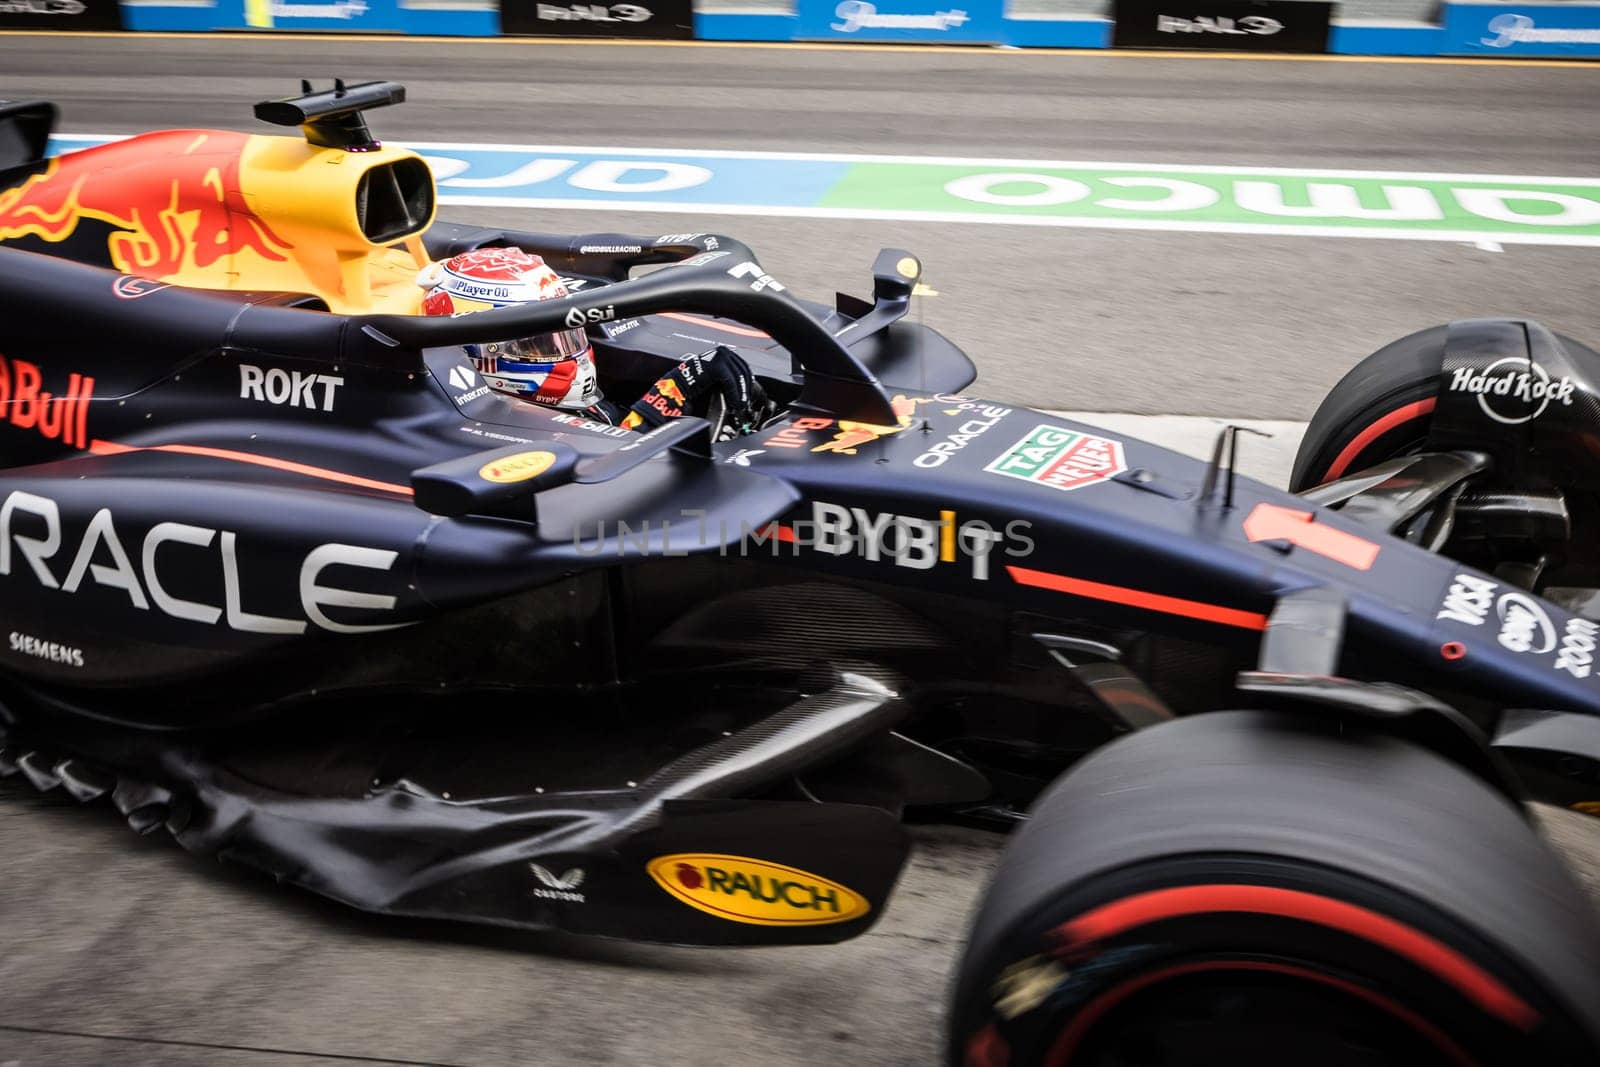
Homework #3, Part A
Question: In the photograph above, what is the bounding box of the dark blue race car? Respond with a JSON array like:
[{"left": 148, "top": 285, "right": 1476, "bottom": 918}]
[{"left": 1, "top": 82, "right": 1598, "bottom": 1067}]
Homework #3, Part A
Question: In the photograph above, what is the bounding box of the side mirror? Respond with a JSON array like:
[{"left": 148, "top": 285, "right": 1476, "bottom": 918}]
[
  {"left": 411, "top": 443, "right": 579, "bottom": 519},
  {"left": 0, "top": 100, "right": 57, "bottom": 170},
  {"left": 409, "top": 417, "right": 712, "bottom": 520},
  {"left": 871, "top": 248, "right": 920, "bottom": 304}
]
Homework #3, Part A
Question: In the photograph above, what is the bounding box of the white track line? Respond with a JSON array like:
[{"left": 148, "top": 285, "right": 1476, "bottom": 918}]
[
  {"left": 431, "top": 197, "right": 1600, "bottom": 247},
  {"left": 51, "top": 134, "right": 1600, "bottom": 186},
  {"left": 47, "top": 135, "right": 1600, "bottom": 247}
]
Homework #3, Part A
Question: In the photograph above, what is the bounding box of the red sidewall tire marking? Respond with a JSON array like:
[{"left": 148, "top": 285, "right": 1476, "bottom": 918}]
[
  {"left": 1052, "top": 883, "right": 1538, "bottom": 1029},
  {"left": 1322, "top": 397, "right": 1438, "bottom": 482}
]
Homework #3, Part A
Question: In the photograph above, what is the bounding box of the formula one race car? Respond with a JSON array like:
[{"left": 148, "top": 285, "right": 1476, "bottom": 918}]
[{"left": 1, "top": 84, "right": 1599, "bottom": 1066}]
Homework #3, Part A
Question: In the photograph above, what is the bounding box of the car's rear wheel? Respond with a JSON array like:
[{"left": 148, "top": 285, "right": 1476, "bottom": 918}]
[{"left": 948, "top": 710, "right": 1600, "bottom": 1066}]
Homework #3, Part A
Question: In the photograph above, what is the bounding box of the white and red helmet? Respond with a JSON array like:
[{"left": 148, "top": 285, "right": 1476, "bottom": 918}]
[{"left": 418, "top": 248, "right": 601, "bottom": 410}]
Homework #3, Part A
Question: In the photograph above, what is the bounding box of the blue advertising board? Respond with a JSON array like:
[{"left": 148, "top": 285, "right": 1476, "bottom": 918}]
[
  {"left": 1440, "top": 2, "right": 1600, "bottom": 56},
  {"left": 120, "top": 0, "right": 495, "bottom": 34},
  {"left": 794, "top": 0, "right": 1004, "bottom": 43}
]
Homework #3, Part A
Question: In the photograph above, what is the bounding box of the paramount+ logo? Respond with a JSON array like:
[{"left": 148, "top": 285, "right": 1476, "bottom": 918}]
[{"left": 646, "top": 853, "right": 869, "bottom": 927}]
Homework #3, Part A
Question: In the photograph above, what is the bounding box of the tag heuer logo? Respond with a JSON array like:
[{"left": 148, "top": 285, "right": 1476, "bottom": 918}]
[{"left": 985, "top": 424, "right": 1126, "bottom": 494}]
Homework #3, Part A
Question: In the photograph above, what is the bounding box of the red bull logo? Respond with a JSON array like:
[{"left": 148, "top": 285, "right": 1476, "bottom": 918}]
[
  {"left": 764, "top": 395, "right": 933, "bottom": 455},
  {"left": 0, "top": 130, "right": 293, "bottom": 281},
  {"left": 656, "top": 379, "right": 687, "bottom": 406},
  {"left": 0, "top": 354, "right": 93, "bottom": 449}
]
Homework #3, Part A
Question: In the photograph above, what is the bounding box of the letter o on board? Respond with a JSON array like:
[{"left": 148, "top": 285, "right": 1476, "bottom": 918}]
[{"left": 944, "top": 173, "right": 1092, "bottom": 207}]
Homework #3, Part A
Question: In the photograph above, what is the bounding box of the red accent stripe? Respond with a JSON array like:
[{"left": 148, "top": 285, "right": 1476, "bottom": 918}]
[
  {"left": 88, "top": 440, "right": 413, "bottom": 497},
  {"left": 1044, "top": 960, "right": 1479, "bottom": 1067},
  {"left": 659, "top": 312, "right": 771, "bottom": 339},
  {"left": 1007, "top": 566, "right": 1268, "bottom": 631},
  {"left": 761, "top": 523, "right": 797, "bottom": 544},
  {"left": 1055, "top": 884, "right": 1538, "bottom": 1031},
  {"left": 1323, "top": 397, "right": 1437, "bottom": 482}
]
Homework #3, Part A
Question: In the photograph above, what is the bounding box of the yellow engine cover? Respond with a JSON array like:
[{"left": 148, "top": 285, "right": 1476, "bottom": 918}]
[{"left": 0, "top": 128, "right": 437, "bottom": 314}]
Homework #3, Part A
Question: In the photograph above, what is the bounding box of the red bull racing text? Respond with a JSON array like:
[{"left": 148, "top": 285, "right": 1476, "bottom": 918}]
[{"left": 0, "top": 354, "right": 92, "bottom": 449}]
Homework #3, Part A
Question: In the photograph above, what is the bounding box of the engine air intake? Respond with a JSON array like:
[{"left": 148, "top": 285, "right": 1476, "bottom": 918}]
[{"left": 357, "top": 158, "right": 434, "bottom": 244}]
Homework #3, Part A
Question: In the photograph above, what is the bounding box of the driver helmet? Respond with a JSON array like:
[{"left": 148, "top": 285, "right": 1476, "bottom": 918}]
[{"left": 418, "top": 248, "right": 601, "bottom": 410}]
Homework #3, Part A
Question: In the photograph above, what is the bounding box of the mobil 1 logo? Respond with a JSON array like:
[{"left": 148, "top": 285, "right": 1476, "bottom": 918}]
[
  {"left": 1111, "top": 0, "right": 1332, "bottom": 52},
  {"left": 0, "top": 0, "right": 122, "bottom": 30},
  {"left": 500, "top": 0, "right": 693, "bottom": 37}
]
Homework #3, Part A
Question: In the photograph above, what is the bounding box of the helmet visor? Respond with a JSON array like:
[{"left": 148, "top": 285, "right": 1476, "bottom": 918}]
[{"left": 487, "top": 327, "right": 590, "bottom": 363}]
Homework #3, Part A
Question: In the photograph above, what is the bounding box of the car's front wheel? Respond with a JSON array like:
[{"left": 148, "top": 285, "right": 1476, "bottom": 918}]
[
  {"left": 1289, "top": 326, "right": 1447, "bottom": 491},
  {"left": 948, "top": 710, "right": 1600, "bottom": 1067}
]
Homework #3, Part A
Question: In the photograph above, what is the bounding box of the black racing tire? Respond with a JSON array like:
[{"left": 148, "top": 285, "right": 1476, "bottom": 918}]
[
  {"left": 1291, "top": 324, "right": 1600, "bottom": 492},
  {"left": 948, "top": 710, "right": 1600, "bottom": 1067},
  {"left": 1289, "top": 326, "right": 1446, "bottom": 492}
]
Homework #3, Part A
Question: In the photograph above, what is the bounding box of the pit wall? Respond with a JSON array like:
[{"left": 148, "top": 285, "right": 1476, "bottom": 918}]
[
  {"left": 702, "top": 1, "right": 1600, "bottom": 56},
  {"left": 9, "top": 0, "right": 1600, "bottom": 60}
]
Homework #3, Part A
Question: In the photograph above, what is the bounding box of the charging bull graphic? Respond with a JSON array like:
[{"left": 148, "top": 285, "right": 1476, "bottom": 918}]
[
  {"left": 656, "top": 379, "right": 687, "bottom": 406},
  {"left": 0, "top": 130, "right": 293, "bottom": 281},
  {"left": 812, "top": 394, "right": 932, "bottom": 455}
]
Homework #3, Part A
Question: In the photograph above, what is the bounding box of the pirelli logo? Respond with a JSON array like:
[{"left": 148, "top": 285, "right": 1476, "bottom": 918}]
[{"left": 0, "top": 355, "right": 94, "bottom": 449}]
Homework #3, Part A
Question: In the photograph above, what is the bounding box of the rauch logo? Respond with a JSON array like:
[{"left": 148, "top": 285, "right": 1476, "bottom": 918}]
[{"left": 646, "top": 853, "right": 869, "bottom": 926}]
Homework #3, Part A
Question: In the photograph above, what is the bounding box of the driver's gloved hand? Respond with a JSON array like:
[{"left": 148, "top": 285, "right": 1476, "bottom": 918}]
[
  {"left": 705, "top": 348, "right": 774, "bottom": 440},
  {"left": 623, "top": 347, "right": 770, "bottom": 437}
]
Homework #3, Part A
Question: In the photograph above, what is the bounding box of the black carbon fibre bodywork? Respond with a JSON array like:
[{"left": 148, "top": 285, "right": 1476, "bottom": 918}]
[
  {"left": 4, "top": 108, "right": 1600, "bottom": 947},
  {"left": 1432, "top": 319, "right": 1600, "bottom": 490}
]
